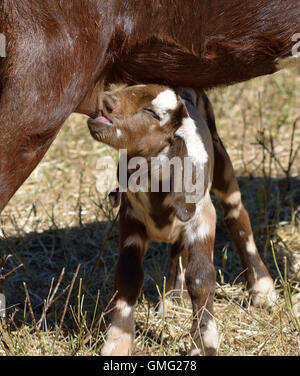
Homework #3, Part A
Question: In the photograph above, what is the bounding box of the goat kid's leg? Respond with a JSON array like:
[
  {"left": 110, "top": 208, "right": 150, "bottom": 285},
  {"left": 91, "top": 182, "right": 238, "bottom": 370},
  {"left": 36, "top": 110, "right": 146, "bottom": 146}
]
[
  {"left": 167, "top": 245, "right": 188, "bottom": 296},
  {"left": 101, "top": 204, "right": 148, "bottom": 356},
  {"left": 197, "top": 92, "right": 276, "bottom": 308},
  {"left": 213, "top": 177, "right": 276, "bottom": 307},
  {"left": 211, "top": 138, "right": 276, "bottom": 307},
  {"left": 184, "top": 199, "right": 218, "bottom": 356},
  {"left": 158, "top": 240, "right": 188, "bottom": 315}
]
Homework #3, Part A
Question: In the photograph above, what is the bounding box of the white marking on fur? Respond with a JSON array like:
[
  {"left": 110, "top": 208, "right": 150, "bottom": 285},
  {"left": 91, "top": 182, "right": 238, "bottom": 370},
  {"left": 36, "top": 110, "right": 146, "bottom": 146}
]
[
  {"left": 252, "top": 277, "right": 277, "bottom": 307},
  {"left": 101, "top": 299, "right": 134, "bottom": 356},
  {"left": 123, "top": 234, "right": 143, "bottom": 249},
  {"left": 101, "top": 324, "right": 133, "bottom": 356},
  {"left": 245, "top": 234, "right": 257, "bottom": 255},
  {"left": 217, "top": 190, "right": 242, "bottom": 219},
  {"left": 157, "top": 297, "right": 172, "bottom": 317},
  {"left": 175, "top": 269, "right": 186, "bottom": 290},
  {"left": 101, "top": 339, "right": 116, "bottom": 356},
  {"left": 152, "top": 89, "right": 178, "bottom": 126},
  {"left": 202, "top": 318, "right": 218, "bottom": 350},
  {"left": 276, "top": 56, "right": 300, "bottom": 71},
  {"left": 176, "top": 117, "right": 208, "bottom": 166},
  {"left": 116, "top": 128, "right": 122, "bottom": 138},
  {"left": 224, "top": 191, "right": 241, "bottom": 206},
  {"left": 213, "top": 188, "right": 241, "bottom": 203},
  {"left": 190, "top": 348, "right": 201, "bottom": 356},
  {"left": 184, "top": 195, "right": 213, "bottom": 246},
  {"left": 116, "top": 300, "right": 134, "bottom": 318},
  {"left": 227, "top": 203, "right": 242, "bottom": 219},
  {"left": 198, "top": 220, "right": 211, "bottom": 240},
  {"left": 184, "top": 217, "right": 211, "bottom": 246}
]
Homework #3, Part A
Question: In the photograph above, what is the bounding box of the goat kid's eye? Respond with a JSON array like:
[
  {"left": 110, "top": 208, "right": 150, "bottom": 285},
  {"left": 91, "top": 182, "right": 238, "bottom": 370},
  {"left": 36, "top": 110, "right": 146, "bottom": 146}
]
[{"left": 144, "top": 108, "right": 160, "bottom": 121}]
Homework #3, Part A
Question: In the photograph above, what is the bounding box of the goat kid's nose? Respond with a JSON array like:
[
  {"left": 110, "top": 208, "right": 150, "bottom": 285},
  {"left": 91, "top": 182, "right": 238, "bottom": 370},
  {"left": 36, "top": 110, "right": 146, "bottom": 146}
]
[{"left": 103, "top": 94, "right": 117, "bottom": 114}]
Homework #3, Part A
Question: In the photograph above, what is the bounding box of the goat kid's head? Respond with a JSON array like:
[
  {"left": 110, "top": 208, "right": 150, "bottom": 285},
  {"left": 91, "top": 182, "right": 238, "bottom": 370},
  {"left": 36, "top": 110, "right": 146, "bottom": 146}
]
[
  {"left": 88, "top": 84, "right": 209, "bottom": 222},
  {"left": 88, "top": 84, "right": 188, "bottom": 158}
]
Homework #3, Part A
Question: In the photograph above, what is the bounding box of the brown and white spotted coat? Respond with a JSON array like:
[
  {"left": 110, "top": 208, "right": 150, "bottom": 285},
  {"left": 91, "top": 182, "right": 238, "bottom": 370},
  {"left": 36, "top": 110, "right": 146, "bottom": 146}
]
[{"left": 88, "top": 84, "right": 276, "bottom": 356}]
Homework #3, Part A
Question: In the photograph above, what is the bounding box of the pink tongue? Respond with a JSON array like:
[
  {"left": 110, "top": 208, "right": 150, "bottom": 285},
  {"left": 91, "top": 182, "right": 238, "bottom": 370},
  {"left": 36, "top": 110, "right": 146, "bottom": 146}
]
[{"left": 95, "top": 116, "right": 113, "bottom": 125}]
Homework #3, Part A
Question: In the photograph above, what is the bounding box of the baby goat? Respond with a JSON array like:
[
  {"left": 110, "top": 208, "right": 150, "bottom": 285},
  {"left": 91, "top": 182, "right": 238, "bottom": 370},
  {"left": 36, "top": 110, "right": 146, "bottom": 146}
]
[{"left": 88, "top": 84, "right": 276, "bottom": 356}]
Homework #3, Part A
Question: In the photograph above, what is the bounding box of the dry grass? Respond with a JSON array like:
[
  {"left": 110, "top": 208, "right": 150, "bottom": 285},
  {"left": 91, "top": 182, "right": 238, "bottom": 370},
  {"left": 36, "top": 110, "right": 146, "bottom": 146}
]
[{"left": 0, "top": 67, "right": 300, "bottom": 356}]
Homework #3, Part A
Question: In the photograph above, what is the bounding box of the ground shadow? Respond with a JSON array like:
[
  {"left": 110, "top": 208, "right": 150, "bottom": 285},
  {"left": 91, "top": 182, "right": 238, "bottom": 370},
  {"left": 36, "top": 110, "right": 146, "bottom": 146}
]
[{"left": 0, "top": 175, "right": 299, "bottom": 329}]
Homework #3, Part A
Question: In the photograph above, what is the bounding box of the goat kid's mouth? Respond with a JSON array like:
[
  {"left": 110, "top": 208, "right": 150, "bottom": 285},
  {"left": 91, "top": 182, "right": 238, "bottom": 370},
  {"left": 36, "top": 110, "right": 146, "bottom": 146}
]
[
  {"left": 88, "top": 113, "right": 114, "bottom": 138},
  {"left": 88, "top": 113, "right": 120, "bottom": 147},
  {"left": 89, "top": 114, "right": 113, "bottom": 127}
]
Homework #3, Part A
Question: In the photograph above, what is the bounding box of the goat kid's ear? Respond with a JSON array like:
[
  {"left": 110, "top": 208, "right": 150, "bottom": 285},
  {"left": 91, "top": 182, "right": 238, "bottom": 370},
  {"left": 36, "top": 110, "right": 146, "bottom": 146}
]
[
  {"left": 172, "top": 194, "right": 196, "bottom": 222},
  {"left": 170, "top": 136, "right": 196, "bottom": 222},
  {"left": 109, "top": 188, "right": 121, "bottom": 208}
]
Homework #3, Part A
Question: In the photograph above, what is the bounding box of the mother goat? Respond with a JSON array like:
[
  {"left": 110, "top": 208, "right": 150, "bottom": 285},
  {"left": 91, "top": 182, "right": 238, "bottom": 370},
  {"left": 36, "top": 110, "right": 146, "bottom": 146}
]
[{"left": 0, "top": 0, "right": 299, "bottom": 212}]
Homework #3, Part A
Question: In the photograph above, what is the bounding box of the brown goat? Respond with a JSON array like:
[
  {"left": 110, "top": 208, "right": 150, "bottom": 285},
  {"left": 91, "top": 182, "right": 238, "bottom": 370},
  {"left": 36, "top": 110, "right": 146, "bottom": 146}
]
[
  {"left": 87, "top": 84, "right": 276, "bottom": 356},
  {"left": 0, "top": 1, "right": 300, "bottom": 213}
]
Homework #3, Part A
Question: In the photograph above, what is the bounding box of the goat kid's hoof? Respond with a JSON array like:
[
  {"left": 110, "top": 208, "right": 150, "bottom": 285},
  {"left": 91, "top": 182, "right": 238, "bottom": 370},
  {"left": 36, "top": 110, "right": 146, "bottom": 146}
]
[
  {"left": 250, "top": 277, "right": 277, "bottom": 308},
  {"left": 190, "top": 347, "right": 216, "bottom": 356},
  {"left": 157, "top": 297, "right": 172, "bottom": 317},
  {"left": 101, "top": 328, "right": 134, "bottom": 356}
]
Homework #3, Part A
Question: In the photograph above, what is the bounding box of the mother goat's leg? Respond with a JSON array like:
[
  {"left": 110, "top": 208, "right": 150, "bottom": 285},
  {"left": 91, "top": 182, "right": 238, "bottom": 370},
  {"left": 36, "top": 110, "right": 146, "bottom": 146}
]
[
  {"left": 0, "top": 80, "right": 104, "bottom": 213},
  {"left": 0, "top": 26, "right": 109, "bottom": 213},
  {"left": 0, "top": 83, "right": 69, "bottom": 213}
]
